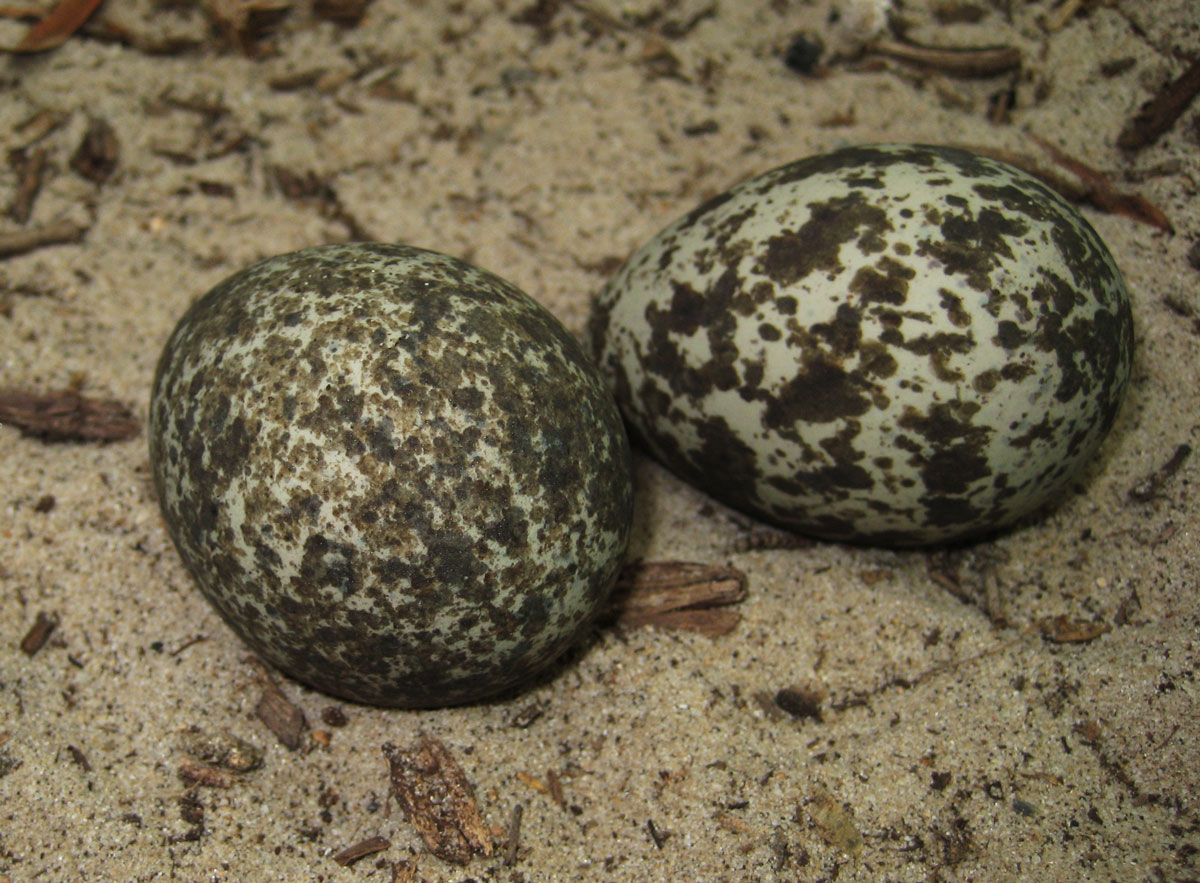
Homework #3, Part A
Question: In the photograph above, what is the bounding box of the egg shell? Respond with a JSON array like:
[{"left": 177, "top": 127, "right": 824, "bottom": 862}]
[
  {"left": 150, "top": 243, "right": 633, "bottom": 707},
  {"left": 589, "top": 144, "right": 1133, "bottom": 546}
]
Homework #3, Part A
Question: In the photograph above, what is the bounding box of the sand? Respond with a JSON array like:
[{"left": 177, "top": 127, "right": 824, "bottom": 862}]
[{"left": 1, "top": 0, "right": 1197, "bottom": 880}]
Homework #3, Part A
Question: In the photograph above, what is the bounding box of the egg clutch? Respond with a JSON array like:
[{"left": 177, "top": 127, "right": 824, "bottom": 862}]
[{"left": 149, "top": 144, "right": 1133, "bottom": 707}]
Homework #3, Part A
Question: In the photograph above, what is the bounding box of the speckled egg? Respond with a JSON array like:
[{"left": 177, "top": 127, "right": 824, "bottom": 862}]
[
  {"left": 589, "top": 144, "right": 1133, "bottom": 546},
  {"left": 150, "top": 243, "right": 633, "bottom": 707}
]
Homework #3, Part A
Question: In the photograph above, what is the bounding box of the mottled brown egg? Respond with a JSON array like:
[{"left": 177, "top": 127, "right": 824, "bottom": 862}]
[
  {"left": 590, "top": 144, "right": 1133, "bottom": 546},
  {"left": 150, "top": 243, "right": 633, "bottom": 707}
]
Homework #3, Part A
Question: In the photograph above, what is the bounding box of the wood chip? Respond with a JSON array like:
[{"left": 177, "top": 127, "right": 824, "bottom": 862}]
[
  {"left": 332, "top": 835, "right": 390, "bottom": 867},
  {"left": 313, "top": 0, "right": 369, "bottom": 23},
  {"left": 610, "top": 561, "right": 747, "bottom": 636},
  {"left": 20, "top": 611, "right": 58, "bottom": 656},
  {"left": 1118, "top": 58, "right": 1200, "bottom": 152},
  {"left": 867, "top": 38, "right": 1021, "bottom": 78},
  {"left": 71, "top": 117, "right": 119, "bottom": 183},
  {"left": 774, "top": 685, "right": 825, "bottom": 721},
  {"left": 0, "top": 388, "right": 138, "bottom": 442},
  {"left": 254, "top": 680, "right": 307, "bottom": 750},
  {"left": 1036, "top": 615, "right": 1110, "bottom": 644},
  {"left": 0, "top": 219, "right": 90, "bottom": 259},
  {"left": 383, "top": 734, "right": 492, "bottom": 865},
  {"left": 178, "top": 758, "right": 233, "bottom": 788},
  {"left": 6, "top": 0, "right": 102, "bottom": 52}
]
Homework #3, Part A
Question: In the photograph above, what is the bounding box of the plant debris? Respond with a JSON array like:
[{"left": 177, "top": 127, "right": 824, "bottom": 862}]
[
  {"left": 20, "top": 611, "right": 58, "bottom": 656},
  {"left": 1118, "top": 58, "right": 1200, "bottom": 152},
  {"left": 253, "top": 677, "right": 308, "bottom": 750},
  {"left": 179, "top": 726, "right": 264, "bottom": 772},
  {"left": 178, "top": 758, "right": 233, "bottom": 788},
  {"left": 1128, "top": 444, "right": 1192, "bottom": 503},
  {"left": 5, "top": 0, "right": 103, "bottom": 52},
  {"left": 332, "top": 835, "right": 390, "bottom": 867},
  {"left": 0, "top": 388, "right": 139, "bottom": 442},
  {"left": 383, "top": 734, "right": 492, "bottom": 865},
  {"left": 0, "top": 219, "right": 90, "bottom": 258},
  {"left": 205, "top": 0, "right": 293, "bottom": 50},
  {"left": 609, "top": 560, "right": 747, "bottom": 637},
  {"left": 1036, "top": 616, "right": 1110, "bottom": 644},
  {"left": 70, "top": 117, "right": 119, "bottom": 183},
  {"left": 503, "top": 803, "right": 524, "bottom": 866},
  {"left": 963, "top": 139, "right": 1173, "bottom": 233},
  {"left": 803, "top": 786, "right": 863, "bottom": 856},
  {"left": 7, "top": 147, "right": 47, "bottom": 223},
  {"left": 866, "top": 38, "right": 1021, "bottom": 78},
  {"left": 774, "top": 685, "right": 825, "bottom": 721}
]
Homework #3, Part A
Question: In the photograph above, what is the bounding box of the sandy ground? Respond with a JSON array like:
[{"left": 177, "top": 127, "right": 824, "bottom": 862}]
[{"left": 1, "top": 0, "right": 1198, "bottom": 880}]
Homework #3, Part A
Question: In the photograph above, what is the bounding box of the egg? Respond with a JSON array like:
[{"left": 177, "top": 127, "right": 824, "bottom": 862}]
[
  {"left": 149, "top": 243, "right": 633, "bottom": 707},
  {"left": 589, "top": 144, "right": 1133, "bottom": 546}
]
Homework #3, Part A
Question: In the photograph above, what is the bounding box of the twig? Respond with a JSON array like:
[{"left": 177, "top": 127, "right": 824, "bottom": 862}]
[
  {"left": 867, "top": 39, "right": 1021, "bottom": 78},
  {"left": 8, "top": 147, "right": 47, "bottom": 223},
  {"left": 1118, "top": 58, "right": 1200, "bottom": 151},
  {"left": 503, "top": 804, "right": 524, "bottom": 866},
  {"left": 0, "top": 218, "right": 89, "bottom": 258}
]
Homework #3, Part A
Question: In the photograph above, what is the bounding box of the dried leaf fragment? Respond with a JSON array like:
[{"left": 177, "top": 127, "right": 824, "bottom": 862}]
[
  {"left": 383, "top": 735, "right": 492, "bottom": 865},
  {"left": 7, "top": 0, "right": 102, "bottom": 52},
  {"left": 805, "top": 786, "right": 863, "bottom": 856},
  {"left": 611, "top": 560, "right": 747, "bottom": 636},
  {"left": 0, "top": 388, "right": 139, "bottom": 442},
  {"left": 332, "top": 835, "right": 390, "bottom": 867}
]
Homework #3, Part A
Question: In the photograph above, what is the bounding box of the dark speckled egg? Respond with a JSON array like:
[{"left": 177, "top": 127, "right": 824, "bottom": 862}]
[
  {"left": 589, "top": 144, "right": 1133, "bottom": 547},
  {"left": 150, "top": 243, "right": 633, "bottom": 707}
]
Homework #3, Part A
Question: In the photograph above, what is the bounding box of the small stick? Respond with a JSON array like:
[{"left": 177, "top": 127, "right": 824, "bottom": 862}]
[
  {"left": 867, "top": 39, "right": 1021, "bottom": 78},
  {"left": 0, "top": 218, "right": 88, "bottom": 258},
  {"left": 1118, "top": 58, "right": 1200, "bottom": 151},
  {"left": 8, "top": 147, "right": 46, "bottom": 223},
  {"left": 503, "top": 804, "right": 524, "bottom": 866}
]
